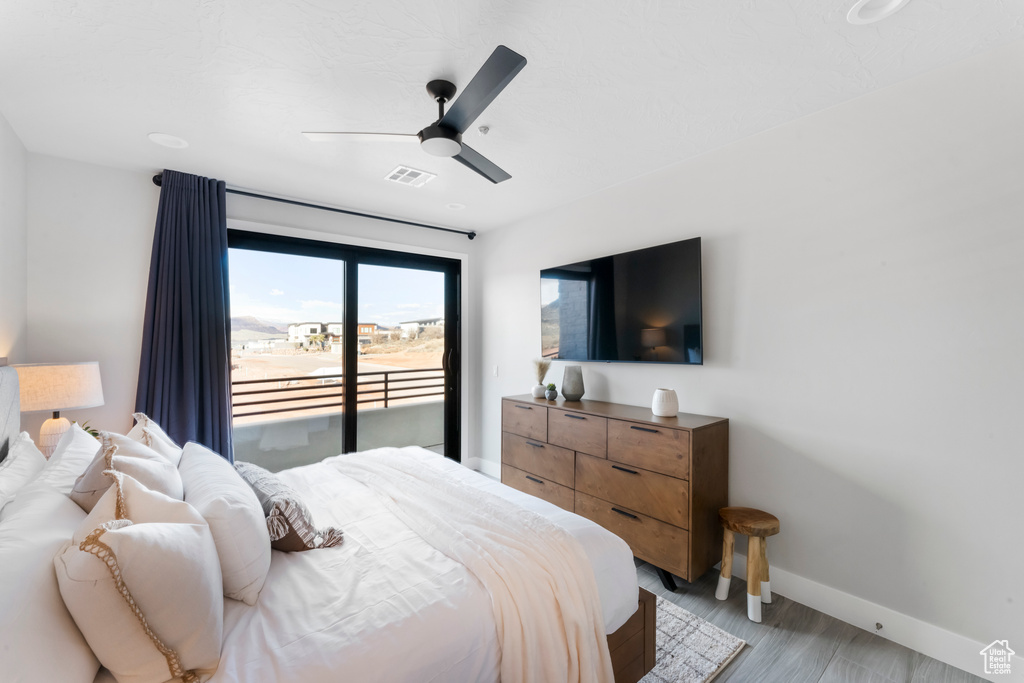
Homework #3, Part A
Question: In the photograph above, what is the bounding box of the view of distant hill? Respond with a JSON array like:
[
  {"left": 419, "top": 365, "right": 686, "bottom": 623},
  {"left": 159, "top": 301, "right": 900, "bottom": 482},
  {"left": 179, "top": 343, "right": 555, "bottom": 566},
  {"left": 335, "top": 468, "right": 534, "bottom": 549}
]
[{"left": 231, "top": 316, "right": 288, "bottom": 335}]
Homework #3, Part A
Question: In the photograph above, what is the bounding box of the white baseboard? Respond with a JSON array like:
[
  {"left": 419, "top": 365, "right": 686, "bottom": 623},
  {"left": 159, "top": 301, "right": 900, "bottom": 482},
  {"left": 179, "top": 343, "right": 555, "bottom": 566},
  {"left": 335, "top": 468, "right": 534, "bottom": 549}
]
[
  {"left": 464, "top": 456, "right": 500, "bottom": 479},
  {"left": 728, "top": 552, "right": 1023, "bottom": 682}
]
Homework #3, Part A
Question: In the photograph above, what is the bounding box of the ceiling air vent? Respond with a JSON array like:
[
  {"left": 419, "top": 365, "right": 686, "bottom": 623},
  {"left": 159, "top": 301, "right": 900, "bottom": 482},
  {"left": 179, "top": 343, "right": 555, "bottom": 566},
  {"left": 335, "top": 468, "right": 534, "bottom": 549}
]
[{"left": 385, "top": 166, "right": 437, "bottom": 188}]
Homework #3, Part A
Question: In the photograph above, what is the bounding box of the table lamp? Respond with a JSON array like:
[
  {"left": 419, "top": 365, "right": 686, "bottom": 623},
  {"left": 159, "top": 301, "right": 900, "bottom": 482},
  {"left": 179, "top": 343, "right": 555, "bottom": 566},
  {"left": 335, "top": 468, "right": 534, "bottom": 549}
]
[
  {"left": 641, "top": 328, "right": 668, "bottom": 361},
  {"left": 14, "top": 362, "right": 104, "bottom": 457}
]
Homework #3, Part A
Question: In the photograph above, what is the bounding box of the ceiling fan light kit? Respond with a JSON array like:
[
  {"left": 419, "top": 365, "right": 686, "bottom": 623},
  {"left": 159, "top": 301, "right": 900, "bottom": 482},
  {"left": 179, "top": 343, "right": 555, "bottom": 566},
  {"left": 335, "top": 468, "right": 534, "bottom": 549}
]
[
  {"left": 303, "top": 45, "right": 527, "bottom": 183},
  {"left": 419, "top": 120, "right": 463, "bottom": 157}
]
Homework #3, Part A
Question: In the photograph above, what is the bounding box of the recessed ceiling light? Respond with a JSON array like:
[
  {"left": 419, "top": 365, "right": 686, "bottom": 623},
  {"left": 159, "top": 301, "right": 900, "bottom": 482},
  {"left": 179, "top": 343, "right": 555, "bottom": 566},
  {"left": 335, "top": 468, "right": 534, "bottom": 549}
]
[
  {"left": 847, "top": 0, "right": 911, "bottom": 25},
  {"left": 148, "top": 132, "right": 189, "bottom": 149},
  {"left": 446, "top": 203, "right": 466, "bottom": 210}
]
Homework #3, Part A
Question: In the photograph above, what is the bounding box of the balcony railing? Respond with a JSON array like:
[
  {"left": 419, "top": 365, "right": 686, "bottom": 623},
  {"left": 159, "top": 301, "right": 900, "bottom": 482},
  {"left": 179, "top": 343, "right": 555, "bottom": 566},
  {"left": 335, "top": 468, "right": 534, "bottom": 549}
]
[{"left": 231, "top": 367, "right": 444, "bottom": 419}]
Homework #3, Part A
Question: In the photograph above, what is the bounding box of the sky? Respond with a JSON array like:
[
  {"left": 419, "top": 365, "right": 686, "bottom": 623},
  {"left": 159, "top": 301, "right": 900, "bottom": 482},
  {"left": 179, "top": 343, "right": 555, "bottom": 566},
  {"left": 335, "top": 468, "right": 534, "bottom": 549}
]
[{"left": 228, "top": 248, "right": 444, "bottom": 328}]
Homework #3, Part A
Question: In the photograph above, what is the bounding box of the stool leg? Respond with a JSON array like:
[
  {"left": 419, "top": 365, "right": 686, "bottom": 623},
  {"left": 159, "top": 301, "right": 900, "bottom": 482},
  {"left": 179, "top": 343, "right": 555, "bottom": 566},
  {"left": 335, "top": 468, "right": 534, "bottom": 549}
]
[
  {"left": 760, "top": 536, "right": 771, "bottom": 604},
  {"left": 746, "top": 536, "right": 762, "bottom": 622},
  {"left": 715, "top": 528, "right": 734, "bottom": 600}
]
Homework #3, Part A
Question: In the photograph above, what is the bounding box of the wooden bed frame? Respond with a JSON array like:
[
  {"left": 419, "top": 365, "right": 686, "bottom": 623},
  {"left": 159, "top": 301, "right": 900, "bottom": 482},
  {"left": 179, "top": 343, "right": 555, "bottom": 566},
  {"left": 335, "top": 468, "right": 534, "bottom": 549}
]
[{"left": 609, "top": 587, "right": 656, "bottom": 683}]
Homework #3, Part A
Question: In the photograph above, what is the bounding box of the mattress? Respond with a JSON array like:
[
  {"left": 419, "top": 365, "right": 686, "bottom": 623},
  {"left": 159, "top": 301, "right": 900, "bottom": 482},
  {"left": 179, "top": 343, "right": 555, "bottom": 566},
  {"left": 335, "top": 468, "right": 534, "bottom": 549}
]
[{"left": 95, "top": 447, "right": 638, "bottom": 683}]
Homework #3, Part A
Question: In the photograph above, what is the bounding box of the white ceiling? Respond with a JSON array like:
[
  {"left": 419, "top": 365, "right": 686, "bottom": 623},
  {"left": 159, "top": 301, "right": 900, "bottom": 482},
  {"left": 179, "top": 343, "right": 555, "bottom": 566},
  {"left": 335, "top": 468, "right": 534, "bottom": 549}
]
[{"left": 1, "top": 1, "right": 1022, "bottom": 234}]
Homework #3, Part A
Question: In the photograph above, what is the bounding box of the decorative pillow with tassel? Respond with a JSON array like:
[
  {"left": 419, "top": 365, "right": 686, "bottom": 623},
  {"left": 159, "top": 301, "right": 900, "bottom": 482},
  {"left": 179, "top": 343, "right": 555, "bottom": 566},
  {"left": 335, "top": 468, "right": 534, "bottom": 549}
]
[
  {"left": 234, "top": 461, "right": 344, "bottom": 552},
  {"left": 55, "top": 472, "right": 223, "bottom": 683}
]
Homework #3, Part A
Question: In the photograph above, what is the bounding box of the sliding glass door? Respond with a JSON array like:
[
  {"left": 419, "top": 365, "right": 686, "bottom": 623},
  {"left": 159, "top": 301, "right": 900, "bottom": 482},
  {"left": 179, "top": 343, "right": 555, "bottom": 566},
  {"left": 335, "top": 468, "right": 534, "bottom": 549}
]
[{"left": 226, "top": 230, "right": 460, "bottom": 470}]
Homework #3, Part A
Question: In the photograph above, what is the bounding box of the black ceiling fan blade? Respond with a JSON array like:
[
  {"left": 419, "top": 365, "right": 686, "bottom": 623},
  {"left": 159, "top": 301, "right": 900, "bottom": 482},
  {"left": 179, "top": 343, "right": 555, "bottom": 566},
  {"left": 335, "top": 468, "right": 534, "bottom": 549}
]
[
  {"left": 440, "top": 45, "right": 527, "bottom": 134},
  {"left": 452, "top": 144, "right": 511, "bottom": 184}
]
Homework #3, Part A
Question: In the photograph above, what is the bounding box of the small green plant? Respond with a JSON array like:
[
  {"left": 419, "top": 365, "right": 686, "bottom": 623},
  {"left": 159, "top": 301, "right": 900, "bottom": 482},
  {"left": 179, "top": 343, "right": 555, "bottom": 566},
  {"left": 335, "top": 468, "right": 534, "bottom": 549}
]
[
  {"left": 73, "top": 421, "right": 100, "bottom": 438},
  {"left": 546, "top": 383, "right": 556, "bottom": 391}
]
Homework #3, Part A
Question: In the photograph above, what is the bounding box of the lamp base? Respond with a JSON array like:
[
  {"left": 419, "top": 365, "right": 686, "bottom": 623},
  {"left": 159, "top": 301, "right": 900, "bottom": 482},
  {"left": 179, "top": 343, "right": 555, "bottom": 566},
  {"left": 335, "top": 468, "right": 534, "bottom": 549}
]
[{"left": 39, "top": 416, "right": 72, "bottom": 458}]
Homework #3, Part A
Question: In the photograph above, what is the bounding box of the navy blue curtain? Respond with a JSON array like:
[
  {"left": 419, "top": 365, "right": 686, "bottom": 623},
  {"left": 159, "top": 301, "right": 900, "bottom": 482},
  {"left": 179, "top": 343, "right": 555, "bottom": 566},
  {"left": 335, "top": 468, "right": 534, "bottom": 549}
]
[{"left": 136, "top": 170, "right": 233, "bottom": 461}]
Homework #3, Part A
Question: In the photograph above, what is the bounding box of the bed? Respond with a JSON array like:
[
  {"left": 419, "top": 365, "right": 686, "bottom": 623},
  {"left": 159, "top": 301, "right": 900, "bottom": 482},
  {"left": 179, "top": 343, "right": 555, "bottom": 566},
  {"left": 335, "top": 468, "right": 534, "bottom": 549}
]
[{"left": 0, "top": 364, "right": 656, "bottom": 683}]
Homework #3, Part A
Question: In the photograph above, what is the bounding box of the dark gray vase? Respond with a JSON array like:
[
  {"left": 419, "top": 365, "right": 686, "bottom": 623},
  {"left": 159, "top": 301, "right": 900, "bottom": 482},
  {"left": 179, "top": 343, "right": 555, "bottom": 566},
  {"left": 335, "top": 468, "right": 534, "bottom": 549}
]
[{"left": 561, "top": 365, "right": 585, "bottom": 401}]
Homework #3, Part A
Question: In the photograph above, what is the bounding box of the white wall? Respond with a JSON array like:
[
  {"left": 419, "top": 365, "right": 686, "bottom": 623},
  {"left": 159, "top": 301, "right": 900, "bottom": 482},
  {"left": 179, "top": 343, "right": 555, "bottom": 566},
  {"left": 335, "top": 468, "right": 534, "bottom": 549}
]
[
  {"left": 473, "top": 42, "right": 1024, "bottom": 673},
  {"left": 25, "top": 156, "right": 159, "bottom": 436},
  {"left": 0, "top": 111, "right": 28, "bottom": 362},
  {"left": 22, "top": 159, "right": 476, "bottom": 450}
]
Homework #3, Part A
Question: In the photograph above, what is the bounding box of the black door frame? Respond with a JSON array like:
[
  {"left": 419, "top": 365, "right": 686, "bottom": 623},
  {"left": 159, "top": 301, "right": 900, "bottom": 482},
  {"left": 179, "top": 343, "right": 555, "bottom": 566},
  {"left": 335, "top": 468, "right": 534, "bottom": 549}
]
[{"left": 227, "top": 229, "right": 462, "bottom": 462}]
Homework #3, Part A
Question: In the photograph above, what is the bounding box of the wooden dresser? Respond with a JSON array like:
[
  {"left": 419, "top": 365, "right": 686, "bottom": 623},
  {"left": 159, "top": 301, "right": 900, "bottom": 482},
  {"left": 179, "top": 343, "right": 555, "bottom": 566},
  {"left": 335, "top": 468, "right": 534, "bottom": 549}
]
[{"left": 501, "top": 394, "right": 729, "bottom": 586}]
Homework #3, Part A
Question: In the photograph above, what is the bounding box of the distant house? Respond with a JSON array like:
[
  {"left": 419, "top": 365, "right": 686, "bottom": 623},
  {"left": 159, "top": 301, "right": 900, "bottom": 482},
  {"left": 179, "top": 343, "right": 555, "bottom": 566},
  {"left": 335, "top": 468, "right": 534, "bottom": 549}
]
[
  {"left": 357, "top": 323, "right": 379, "bottom": 349},
  {"left": 288, "top": 321, "right": 388, "bottom": 350},
  {"left": 288, "top": 322, "right": 323, "bottom": 344},
  {"left": 399, "top": 317, "right": 444, "bottom": 339},
  {"left": 324, "top": 322, "right": 343, "bottom": 341}
]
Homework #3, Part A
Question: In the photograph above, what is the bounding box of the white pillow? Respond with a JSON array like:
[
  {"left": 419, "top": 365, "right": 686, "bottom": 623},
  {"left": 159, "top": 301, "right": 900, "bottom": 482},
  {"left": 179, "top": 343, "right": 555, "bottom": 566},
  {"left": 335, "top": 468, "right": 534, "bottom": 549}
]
[
  {"left": 55, "top": 474, "right": 223, "bottom": 683},
  {"left": 70, "top": 432, "right": 183, "bottom": 513},
  {"left": 35, "top": 424, "right": 101, "bottom": 495},
  {"left": 127, "top": 413, "right": 182, "bottom": 466},
  {"left": 0, "top": 480, "right": 100, "bottom": 683},
  {"left": 74, "top": 471, "right": 193, "bottom": 544},
  {"left": 179, "top": 442, "right": 271, "bottom": 605},
  {"left": 0, "top": 432, "right": 47, "bottom": 511}
]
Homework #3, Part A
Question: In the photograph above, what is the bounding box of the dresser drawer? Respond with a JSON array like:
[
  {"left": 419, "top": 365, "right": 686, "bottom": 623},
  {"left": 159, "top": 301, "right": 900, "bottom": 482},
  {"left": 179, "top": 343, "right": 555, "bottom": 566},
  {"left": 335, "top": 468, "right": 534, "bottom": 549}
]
[
  {"left": 548, "top": 408, "right": 607, "bottom": 457},
  {"left": 502, "top": 432, "right": 575, "bottom": 488},
  {"left": 574, "top": 491, "right": 689, "bottom": 578},
  {"left": 502, "top": 465, "right": 574, "bottom": 512},
  {"left": 575, "top": 453, "right": 689, "bottom": 529},
  {"left": 608, "top": 419, "right": 690, "bottom": 480},
  {"left": 501, "top": 400, "right": 547, "bottom": 441}
]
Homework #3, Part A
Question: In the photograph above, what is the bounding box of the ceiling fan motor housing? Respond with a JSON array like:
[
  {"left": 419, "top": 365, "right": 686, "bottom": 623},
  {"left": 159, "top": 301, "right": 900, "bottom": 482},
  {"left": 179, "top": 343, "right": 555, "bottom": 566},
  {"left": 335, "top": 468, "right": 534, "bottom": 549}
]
[{"left": 419, "top": 123, "right": 463, "bottom": 157}]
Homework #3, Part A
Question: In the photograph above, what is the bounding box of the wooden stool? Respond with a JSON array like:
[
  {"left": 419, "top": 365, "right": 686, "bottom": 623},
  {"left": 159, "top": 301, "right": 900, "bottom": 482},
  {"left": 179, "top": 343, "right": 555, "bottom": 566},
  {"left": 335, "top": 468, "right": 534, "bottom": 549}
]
[{"left": 715, "top": 507, "right": 780, "bottom": 623}]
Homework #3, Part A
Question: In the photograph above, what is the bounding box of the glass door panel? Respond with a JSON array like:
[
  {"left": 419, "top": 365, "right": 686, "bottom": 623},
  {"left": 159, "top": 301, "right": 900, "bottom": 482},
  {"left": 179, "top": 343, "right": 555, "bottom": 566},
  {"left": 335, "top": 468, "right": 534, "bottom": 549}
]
[
  {"left": 228, "top": 248, "right": 345, "bottom": 471},
  {"left": 227, "top": 229, "right": 461, "bottom": 463},
  {"left": 355, "top": 264, "right": 446, "bottom": 453}
]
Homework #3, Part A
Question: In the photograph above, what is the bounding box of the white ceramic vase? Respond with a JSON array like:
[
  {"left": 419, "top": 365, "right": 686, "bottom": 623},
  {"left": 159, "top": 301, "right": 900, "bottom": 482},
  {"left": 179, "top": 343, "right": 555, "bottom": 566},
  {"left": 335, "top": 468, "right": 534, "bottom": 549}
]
[
  {"left": 651, "top": 388, "right": 679, "bottom": 417},
  {"left": 531, "top": 384, "right": 546, "bottom": 398}
]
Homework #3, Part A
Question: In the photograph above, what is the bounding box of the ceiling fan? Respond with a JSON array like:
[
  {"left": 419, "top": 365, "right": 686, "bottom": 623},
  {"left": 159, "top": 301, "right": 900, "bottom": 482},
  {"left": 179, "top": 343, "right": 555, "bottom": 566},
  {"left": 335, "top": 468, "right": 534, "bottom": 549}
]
[{"left": 303, "top": 45, "right": 527, "bottom": 184}]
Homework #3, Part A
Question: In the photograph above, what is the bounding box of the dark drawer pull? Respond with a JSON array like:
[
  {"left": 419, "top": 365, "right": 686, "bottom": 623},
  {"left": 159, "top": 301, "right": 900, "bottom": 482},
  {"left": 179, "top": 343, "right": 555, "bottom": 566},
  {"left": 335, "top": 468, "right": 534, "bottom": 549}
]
[
  {"left": 611, "top": 507, "right": 638, "bottom": 520},
  {"left": 525, "top": 441, "right": 544, "bottom": 448},
  {"left": 629, "top": 425, "right": 658, "bottom": 433},
  {"left": 526, "top": 475, "right": 544, "bottom": 485},
  {"left": 514, "top": 405, "right": 533, "bottom": 410},
  {"left": 564, "top": 413, "right": 586, "bottom": 420},
  {"left": 612, "top": 464, "right": 639, "bottom": 475}
]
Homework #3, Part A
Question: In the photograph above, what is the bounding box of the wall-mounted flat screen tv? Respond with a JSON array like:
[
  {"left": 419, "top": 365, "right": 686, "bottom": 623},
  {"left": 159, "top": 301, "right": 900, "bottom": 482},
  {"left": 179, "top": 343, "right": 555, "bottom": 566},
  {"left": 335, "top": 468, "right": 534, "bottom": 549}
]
[{"left": 540, "top": 236, "right": 702, "bottom": 364}]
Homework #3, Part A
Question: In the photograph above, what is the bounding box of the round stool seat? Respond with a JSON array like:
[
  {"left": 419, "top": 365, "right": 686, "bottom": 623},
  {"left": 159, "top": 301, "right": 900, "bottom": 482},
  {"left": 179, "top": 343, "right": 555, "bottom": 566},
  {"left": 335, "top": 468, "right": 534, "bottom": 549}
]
[{"left": 719, "top": 507, "right": 780, "bottom": 538}]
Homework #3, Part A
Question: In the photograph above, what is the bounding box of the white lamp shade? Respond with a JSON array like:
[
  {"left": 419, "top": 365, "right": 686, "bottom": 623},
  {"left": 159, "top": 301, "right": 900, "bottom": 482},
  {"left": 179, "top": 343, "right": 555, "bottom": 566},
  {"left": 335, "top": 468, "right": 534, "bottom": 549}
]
[{"left": 14, "top": 362, "right": 105, "bottom": 413}]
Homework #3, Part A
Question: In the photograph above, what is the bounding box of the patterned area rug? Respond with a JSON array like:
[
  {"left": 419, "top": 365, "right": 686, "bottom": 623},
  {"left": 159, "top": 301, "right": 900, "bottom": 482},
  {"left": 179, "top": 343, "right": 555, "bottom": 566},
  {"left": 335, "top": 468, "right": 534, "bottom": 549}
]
[{"left": 640, "top": 597, "right": 746, "bottom": 683}]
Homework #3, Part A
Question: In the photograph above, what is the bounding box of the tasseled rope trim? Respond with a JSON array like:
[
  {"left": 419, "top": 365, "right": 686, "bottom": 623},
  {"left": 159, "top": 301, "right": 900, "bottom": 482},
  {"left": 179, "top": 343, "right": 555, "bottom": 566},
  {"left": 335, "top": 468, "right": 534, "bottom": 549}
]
[
  {"left": 79, "top": 522, "right": 201, "bottom": 683},
  {"left": 100, "top": 466, "right": 129, "bottom": 521},
  {"left": 131, "top": 413, "right": 156, "bottom": 447},
  {"left": 266, "top": 500, "right": 343, "bottom": 549}
]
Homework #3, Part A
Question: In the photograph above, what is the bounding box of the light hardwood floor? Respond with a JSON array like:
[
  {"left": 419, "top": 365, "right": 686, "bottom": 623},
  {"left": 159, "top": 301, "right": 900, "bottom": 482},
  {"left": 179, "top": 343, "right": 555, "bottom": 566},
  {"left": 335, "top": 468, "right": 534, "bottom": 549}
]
[{"left": 636, "top": 562, "right": 987, "bottom": 683}]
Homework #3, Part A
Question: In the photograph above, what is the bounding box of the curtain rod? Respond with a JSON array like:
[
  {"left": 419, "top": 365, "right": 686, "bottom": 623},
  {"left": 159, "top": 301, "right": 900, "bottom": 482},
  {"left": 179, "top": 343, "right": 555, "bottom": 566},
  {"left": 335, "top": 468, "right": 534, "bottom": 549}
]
[{"left": 151, "top": 173, "right": 476, "bottom": 240}]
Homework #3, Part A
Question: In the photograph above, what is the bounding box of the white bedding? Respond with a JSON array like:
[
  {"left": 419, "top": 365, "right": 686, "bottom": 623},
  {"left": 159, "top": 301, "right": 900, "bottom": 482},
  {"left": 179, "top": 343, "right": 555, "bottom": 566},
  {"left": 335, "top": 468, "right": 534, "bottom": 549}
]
[{"left": 94, "top": 447, "right": 638, "bottom": 683}]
